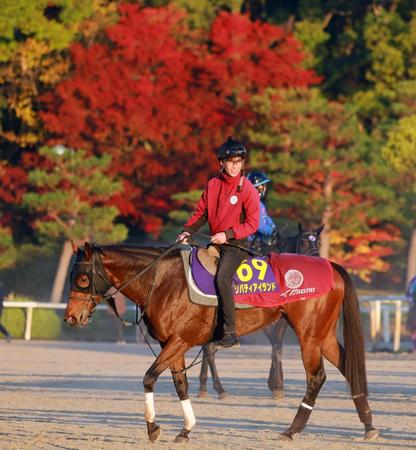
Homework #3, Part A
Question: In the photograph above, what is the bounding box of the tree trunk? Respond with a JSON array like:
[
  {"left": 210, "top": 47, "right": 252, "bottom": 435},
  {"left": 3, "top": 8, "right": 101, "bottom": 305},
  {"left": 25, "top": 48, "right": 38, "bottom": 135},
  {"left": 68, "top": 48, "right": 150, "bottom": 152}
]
[
  {"left": 50, "top": 240, "right": 73, "bottom": 303},
  {"left": 320, "top": 174, "right": 333, "bottom": 259},
  {"left": 406, "top": 229, "right": 416, "bottom": 287}
]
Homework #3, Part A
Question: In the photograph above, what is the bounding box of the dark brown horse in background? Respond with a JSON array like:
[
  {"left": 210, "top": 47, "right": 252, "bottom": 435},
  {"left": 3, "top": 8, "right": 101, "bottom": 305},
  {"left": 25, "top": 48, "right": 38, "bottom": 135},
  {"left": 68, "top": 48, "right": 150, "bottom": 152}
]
[
  {"left": 64, "top": 241, "right": 378, "bottom": 443},
  {"left": 198, "top": 223, "right": 323, "bottom": 400}
]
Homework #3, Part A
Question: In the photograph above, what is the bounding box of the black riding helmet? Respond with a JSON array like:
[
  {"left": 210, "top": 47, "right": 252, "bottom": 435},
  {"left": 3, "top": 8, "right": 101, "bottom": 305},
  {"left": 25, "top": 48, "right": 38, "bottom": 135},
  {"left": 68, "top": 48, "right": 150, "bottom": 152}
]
[{"left": 217, "top": 136, "right": 247, "bottom": 161}]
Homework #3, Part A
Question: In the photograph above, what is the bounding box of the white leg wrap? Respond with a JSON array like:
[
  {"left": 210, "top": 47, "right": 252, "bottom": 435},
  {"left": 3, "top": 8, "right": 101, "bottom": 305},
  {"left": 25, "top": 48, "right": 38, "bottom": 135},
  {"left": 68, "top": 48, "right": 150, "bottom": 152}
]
[
  {"left": 180, "top": 399, "right": 196, "bottom": 430},
  {"left": 144, "top": 392, "right": 156, "bottom": 422},
  {"left": 301, "top": 402, "right": 313, "bottom": 410}
]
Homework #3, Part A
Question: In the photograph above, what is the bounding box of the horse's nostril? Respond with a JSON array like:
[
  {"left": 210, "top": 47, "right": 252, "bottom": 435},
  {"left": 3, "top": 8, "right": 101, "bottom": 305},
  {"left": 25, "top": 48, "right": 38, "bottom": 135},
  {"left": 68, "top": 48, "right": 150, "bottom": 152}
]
[{"left": 65, "top": 316, "right": 76, "bottom": 326}]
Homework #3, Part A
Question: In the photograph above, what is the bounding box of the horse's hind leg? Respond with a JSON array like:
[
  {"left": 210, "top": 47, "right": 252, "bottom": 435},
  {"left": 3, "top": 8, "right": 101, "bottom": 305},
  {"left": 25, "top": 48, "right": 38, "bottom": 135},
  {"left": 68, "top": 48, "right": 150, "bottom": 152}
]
[
  {"left": 280, "top": 342, "right": 326, "bottom": 440},
  {"left": 322, "top": 333, "right": 378, "bottom": 440},
  {"left": 205, "top": 342, "right": 227, "bottom": 399},
  {"left": 263, "top": 318, "right": 288, "bottom": 399},
  {"left": 170, "top": 354, "right": 197, "bottom": 443},
  {"left": 198, "top": 343, "right": 226, "bottom": 399},
  {"left": 143, "top": 336, "right": 190, "bottom": 442},
  {"left": 198, "top": 344, "right": 210, "bottom": 398}
]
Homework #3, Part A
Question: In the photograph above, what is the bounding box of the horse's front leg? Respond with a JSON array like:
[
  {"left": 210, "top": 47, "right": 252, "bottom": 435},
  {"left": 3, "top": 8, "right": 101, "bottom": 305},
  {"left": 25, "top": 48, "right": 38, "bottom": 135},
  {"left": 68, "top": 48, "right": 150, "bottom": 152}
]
[
  {"left": 279, "top": 342, "right": 326, "bottom": 440},
  {"left": 171, "top": 355, "right": 197, "bottom": 442},
  {"left": 143, "top": 335, "right": 189, "bottom": 442}
]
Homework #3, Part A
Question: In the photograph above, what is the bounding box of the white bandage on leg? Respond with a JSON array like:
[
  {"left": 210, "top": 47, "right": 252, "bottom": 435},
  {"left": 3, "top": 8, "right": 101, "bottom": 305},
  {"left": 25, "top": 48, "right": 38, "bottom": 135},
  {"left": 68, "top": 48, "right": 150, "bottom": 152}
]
[
  {"left": 301, "top": 402, "right": 313, "bottom": 410},
  {"left": 180, "top": 399, "right": 196, "bottom": 430},
  {"left": 144, "top": 392, "right": 156, "bottom": 422}
]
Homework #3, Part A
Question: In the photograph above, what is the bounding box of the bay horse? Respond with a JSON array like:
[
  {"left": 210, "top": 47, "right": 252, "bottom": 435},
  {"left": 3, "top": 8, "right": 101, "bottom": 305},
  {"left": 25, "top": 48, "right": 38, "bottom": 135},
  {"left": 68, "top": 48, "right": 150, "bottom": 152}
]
[
  {"left": 198, "top": 223, "right": 323, "bottom": 400},
  {"left": 64, "top": 241, "right": 378, "bottom": 443}
]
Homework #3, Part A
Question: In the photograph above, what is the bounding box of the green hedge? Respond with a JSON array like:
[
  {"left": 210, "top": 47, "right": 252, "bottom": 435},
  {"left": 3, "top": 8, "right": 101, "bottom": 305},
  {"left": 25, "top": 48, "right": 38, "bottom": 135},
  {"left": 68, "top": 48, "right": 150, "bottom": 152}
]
[{"left": 1, "top": 297, "right": 62, "bottom": 340}]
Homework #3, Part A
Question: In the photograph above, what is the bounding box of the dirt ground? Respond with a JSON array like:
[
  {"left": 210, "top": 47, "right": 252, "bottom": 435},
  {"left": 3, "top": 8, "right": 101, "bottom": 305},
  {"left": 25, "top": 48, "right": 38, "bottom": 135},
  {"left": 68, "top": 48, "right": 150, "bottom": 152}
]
[{"left": 0, "top": 341, "right": 415, "bottom": 450}]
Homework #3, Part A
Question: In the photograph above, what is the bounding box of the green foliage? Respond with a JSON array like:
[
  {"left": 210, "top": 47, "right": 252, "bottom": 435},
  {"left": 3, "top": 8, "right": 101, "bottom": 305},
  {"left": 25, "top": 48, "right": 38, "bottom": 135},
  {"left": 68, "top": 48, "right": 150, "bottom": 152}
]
[
  {"left": 1, "top": 297, "right": 62, "bottom": 339},
  {"left": 0, "top": 306, "right": 25, "bottom": 338},
  {"left": 172, "top": 0, "right": 241, "bottom": 28},
  {"left": 0, "top": 0, "right": 95, "bottom": 62},
  {"left": 294, "top": 19, "right": 329, "bottom": 70},
  {"left": 31, "top": 308, "right": 62, "bottom": 339},
  {"left": 23, "top": 147, "right": 128, "bottom": 243},
  {"left": 382, "top": 115, "right": 416, "bottom": 175},
  {"left": 0, "top": 225, "right": 17, "bottom": 269}
]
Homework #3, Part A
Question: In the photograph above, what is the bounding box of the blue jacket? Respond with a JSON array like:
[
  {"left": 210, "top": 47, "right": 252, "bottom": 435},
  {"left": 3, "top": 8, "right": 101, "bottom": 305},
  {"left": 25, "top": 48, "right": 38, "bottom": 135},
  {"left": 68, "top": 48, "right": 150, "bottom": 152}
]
[
  {"left": 407, "top": 276, "right": 416, "bottom": 302},
  {"left": 248, "top": 201, "right": 276, "bottom": 242}
]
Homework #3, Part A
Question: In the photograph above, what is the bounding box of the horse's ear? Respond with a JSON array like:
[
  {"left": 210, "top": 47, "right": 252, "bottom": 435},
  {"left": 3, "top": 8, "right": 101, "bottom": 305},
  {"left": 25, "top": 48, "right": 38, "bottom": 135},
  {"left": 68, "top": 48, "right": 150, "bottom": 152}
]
[
  {"left": 71, "top": 240, "right": 78, "bottom": 254},
  {"left": 84, "top": 242, "right": 93, "bottom": 259},
  {"left": 315, "top": 224, "right": 324, "bottom": 235},
  {"left": 298, "top": 222, "right": 304, "bottom": 233}
]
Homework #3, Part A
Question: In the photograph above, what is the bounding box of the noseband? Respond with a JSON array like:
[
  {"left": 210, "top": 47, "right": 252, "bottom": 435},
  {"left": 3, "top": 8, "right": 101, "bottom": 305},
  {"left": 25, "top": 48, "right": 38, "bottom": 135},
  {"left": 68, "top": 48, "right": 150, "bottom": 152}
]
[{"left": 70, "top": 248, "right": 113, "bottom": 313}]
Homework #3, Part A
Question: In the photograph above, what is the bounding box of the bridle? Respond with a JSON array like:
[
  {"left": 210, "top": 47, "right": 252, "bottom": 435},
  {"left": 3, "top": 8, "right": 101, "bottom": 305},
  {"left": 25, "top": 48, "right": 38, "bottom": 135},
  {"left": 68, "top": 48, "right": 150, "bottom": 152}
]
[
  {"left": 69, "top": 248, "right": 113, "bottom": 318},
  {"left": 69, "top": 243, "right": 180, "bottom": 322},
  {"left": 295, "top": 231, "right": 320, "bottom": 256}
]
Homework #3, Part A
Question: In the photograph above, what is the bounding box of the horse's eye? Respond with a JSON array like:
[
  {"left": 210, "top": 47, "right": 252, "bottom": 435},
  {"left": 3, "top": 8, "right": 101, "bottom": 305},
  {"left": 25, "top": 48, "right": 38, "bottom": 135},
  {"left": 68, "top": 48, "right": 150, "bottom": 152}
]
[{"left": 76, "top": 274, "right": 90, "bottom": 288}]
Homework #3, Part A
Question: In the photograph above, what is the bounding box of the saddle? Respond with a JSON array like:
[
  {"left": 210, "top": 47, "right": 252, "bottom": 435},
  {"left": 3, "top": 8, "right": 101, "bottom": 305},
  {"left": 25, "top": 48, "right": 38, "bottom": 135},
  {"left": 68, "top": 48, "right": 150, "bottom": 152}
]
[
  {"left": 180, "top": 247, "right": 335, "bottom": 309},
  {"left": 195, "top": 245, "right": 220, "bottom": 276}
]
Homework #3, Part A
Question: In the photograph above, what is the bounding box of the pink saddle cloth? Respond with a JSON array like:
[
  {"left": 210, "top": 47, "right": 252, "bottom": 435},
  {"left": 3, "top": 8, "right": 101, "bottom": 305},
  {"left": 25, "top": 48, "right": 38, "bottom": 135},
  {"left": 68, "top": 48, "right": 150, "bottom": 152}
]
[{"left": 233, "top": 253, "right": 334, "bottom": 307}]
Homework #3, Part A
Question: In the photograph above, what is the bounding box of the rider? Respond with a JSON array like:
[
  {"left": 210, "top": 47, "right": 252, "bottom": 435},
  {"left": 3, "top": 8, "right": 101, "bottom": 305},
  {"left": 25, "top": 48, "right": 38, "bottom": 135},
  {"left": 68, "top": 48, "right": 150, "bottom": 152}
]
[
  {"left": 177, "top": 136, "right": 260, "bottom": 349},
  {"left": 246, "top": 171, "right": 276, "bottom": 252}
]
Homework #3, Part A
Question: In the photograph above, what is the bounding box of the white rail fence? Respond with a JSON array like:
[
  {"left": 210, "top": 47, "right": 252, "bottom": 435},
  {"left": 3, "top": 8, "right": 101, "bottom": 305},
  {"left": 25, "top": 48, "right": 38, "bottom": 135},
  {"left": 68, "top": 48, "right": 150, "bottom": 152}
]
[{"left": 3, "top": 296, "right": 410, "bottom": 350}]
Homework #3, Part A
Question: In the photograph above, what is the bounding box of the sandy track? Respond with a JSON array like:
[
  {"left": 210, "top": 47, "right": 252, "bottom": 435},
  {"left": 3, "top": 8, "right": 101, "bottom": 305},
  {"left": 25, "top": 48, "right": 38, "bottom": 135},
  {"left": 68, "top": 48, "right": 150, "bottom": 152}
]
[{"left": 0, "top": 341, "right": 415, "bottom": 449}]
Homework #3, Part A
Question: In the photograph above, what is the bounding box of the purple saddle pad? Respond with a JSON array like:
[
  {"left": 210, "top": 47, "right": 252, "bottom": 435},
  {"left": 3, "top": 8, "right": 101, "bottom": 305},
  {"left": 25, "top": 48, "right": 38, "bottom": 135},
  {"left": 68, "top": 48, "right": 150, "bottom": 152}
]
[{"left": 190, "top": 248, "right": 279, "bottom": 298}]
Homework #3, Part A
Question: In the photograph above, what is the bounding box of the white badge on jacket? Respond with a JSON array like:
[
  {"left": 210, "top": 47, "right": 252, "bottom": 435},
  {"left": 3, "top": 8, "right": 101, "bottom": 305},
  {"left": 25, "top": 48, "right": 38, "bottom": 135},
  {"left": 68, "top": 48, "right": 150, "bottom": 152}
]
[{"left": 230, "top": 195, "right": 238, "bottom": 205}]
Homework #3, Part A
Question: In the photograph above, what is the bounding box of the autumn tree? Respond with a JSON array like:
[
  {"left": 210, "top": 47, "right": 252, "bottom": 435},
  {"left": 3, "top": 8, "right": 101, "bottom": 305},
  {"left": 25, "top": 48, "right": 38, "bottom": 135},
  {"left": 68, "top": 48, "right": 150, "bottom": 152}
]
[
  {"left": 40, "top": 4, "right": 318, "bottom": 236},
  {"left": 246, "top": 87, "right": 398, "bottom": 281},
  {"left": 0, "top": 0, "right": 121, "bottom": 270},
  {"left": 382, "top": 115, "right": 416, "bottom": 285},
  {"left": 23, "top": 146, "right": 128, "bottom": 303}
]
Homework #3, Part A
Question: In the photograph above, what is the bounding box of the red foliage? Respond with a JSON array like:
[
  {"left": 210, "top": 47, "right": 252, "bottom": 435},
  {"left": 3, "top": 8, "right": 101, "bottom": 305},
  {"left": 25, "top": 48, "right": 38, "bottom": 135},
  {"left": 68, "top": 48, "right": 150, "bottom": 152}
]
[
  {"left": 0, "top": 163, "right": 27, "bottom": 204},
  {"left": 40, "top": 4, "right": 317, "bottom": 235}
]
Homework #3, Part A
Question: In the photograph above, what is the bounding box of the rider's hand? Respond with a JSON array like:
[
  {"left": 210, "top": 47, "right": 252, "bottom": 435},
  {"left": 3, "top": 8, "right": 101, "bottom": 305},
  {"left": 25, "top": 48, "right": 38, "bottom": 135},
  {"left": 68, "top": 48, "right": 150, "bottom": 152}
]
[
  {"left": 177, "top": 231, "right": 190, "bottom": 244},
  {"left": 211, "top": 232, "right": 227, "bottom": 245}
]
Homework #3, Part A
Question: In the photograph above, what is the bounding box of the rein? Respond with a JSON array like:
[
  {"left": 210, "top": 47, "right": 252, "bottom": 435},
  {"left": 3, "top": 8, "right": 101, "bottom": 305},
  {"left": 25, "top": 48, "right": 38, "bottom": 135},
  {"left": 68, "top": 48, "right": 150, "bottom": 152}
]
[
  {"left": 187, "top": 230, "right": 265, "bottom": 256},
  {"left": 77, "top": 242, "right": 206, "bottom": 374}
]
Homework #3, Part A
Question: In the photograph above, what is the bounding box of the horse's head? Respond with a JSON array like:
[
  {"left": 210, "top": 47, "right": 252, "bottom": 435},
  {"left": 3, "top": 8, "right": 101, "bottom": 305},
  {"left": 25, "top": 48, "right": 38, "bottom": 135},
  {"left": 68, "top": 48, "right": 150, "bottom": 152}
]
[
  {"left": 64, "top": 242, "right": 112, "bottom": 327},
  {"left": 273, "top": 223, "right": 323, "bottom": 256},
  {"left": 295, "top": 223, "right": 323, "bottom": 256}
]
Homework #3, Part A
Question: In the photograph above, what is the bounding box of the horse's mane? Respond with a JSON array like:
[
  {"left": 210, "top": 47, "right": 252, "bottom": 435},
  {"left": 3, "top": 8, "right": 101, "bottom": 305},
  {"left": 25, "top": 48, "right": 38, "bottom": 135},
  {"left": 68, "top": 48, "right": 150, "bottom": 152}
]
[{"left": 92, "top": 243, "right": 167, "bottom": 257}]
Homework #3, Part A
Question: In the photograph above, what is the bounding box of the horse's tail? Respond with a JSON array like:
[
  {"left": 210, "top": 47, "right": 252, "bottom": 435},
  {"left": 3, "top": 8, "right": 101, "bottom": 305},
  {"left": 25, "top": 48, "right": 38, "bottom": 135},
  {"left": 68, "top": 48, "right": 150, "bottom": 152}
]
[{"left": 332, "top": 262, "right": 368, "bottom": 396}]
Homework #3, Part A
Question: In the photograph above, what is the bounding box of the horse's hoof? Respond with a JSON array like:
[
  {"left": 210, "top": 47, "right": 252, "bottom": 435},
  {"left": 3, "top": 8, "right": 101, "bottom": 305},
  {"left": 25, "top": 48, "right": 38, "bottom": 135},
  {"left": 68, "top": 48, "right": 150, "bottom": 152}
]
[
  {"left": 364, "top": 429, "right": 379, "bottom": 441},
  {"left": 272, "top": 390, "right": 284, "bottom": 400},
  {"left": 174, "top": 428, "right": 190, "bottom": 443},
  {"left": 197, "top": 390, "right": 208, "bottom": 399},
  {"left": 147, "top": 422, "right": 161, "bottom": 443},
  {"left": 278, "top": 430, "right": 293, "bottom": 441},
  {"left": 218, "top": 392, "right": 228, "bottom": 400}
]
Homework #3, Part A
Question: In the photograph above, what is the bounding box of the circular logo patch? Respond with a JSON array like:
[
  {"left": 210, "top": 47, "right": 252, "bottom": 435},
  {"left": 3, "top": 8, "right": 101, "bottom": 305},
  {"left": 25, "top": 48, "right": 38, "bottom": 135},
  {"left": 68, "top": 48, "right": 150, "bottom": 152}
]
[
  {"left": 76, "top": 274, "right": 90, "bottom": 289},
  {"left": 230, "top": 195, "right": 238, "bottom": 205},
  {"left": 308, "top": 235, "right": 317, "bottom": 242},
  {"left": 285, "top": 270, "right": 304, "bottom": 289}
]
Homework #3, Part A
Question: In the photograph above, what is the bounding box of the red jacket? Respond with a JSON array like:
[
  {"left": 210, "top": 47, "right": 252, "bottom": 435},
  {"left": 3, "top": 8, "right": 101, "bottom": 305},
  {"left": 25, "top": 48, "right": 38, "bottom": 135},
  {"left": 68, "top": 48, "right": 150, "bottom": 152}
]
[{"left": 184, "top": 172, "right": 260, "bottom": 240}]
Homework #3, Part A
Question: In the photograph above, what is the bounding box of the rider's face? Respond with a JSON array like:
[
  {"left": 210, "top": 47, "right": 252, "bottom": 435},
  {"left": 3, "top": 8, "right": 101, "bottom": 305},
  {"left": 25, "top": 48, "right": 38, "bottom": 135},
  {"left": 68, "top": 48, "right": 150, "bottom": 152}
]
[
  {"left": 257, "top": 184, "right": 266, "bottom": 197},
  {"left": 221, "top": 157, "right": 244, "bottom": 177}
]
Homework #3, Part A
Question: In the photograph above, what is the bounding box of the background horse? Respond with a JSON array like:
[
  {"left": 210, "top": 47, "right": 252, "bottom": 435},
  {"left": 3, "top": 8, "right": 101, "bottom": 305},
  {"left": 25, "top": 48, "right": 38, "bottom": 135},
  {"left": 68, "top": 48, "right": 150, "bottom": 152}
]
[
  {"left": 64, "top": 241, "right": 378, "bottom": 443},
  {"left": 198, "top": 223, "right": 323, "bottom": 400}
]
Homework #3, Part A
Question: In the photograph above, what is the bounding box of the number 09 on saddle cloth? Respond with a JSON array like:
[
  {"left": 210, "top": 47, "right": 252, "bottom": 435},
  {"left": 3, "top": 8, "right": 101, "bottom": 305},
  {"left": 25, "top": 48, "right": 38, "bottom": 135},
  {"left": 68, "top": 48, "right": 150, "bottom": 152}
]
[{"left": 182, "top": 248, "right": 334, "bottom": 308}]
